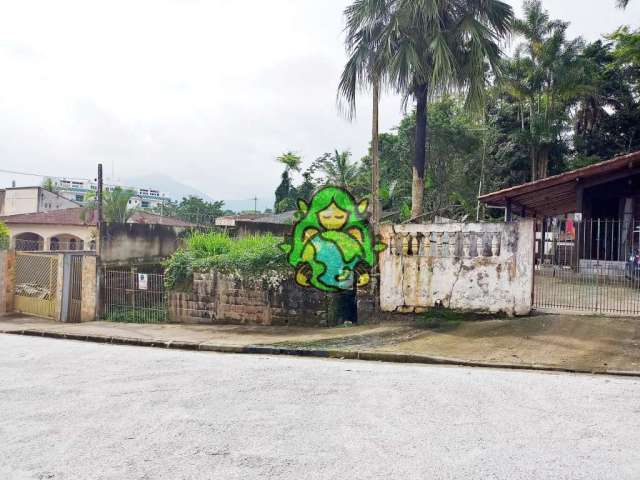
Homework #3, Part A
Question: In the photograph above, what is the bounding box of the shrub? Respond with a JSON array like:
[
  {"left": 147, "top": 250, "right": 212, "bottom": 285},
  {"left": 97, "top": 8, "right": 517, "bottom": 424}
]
[
  {"left": 164, "top": 232, "right": 287, "bottom": 289},
  {"left": 0, "top": 221, "right": 9, "bottom": 250}
]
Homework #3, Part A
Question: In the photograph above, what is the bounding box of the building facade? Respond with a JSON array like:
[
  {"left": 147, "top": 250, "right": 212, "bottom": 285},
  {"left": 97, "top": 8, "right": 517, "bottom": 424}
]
[
  {"left": 0, "top": 187, "right": 79, "bottom": 216},
  {"left": 54, "top": 179, "right": 168, "bottom": 210}
]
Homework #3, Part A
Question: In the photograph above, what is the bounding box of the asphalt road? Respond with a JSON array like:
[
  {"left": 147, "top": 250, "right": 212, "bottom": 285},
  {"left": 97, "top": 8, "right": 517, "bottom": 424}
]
[{"left": 1, "top": 335, "right": 639, "bottom": 480}]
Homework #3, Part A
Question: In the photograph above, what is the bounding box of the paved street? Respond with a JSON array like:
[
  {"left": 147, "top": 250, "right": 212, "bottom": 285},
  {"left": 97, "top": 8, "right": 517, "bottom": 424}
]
[{"left": 1, "top": 335, "right": 640, "bottom": 480}]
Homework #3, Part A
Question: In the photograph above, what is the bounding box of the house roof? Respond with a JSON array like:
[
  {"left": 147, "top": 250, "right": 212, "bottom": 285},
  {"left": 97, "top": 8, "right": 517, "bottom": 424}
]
[
  {"left": 478, "top": 150, "right": 640, "bottom": 216},
  {"left": 0, "top": 208, "right": 196, "bottom": 227},
  {"left": 240, "top": 210, "right": 296, "bottom": 225}
]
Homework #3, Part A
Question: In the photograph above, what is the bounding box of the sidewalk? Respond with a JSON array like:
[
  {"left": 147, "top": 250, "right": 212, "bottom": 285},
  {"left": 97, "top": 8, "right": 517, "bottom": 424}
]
[{"left": 1, "top": 313, "right": 639, "bottom": 376}]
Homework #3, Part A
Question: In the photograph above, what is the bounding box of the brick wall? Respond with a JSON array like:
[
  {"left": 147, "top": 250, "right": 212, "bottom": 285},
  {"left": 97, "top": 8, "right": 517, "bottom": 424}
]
[{"left": 168, "top": 272, "right": 330, "bottom": 327}]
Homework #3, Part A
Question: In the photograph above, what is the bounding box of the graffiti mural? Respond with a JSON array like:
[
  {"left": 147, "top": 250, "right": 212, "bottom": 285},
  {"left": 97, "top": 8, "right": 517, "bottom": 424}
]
[{"left": 279, "top": 186, "right": 386, "bottom": 293}]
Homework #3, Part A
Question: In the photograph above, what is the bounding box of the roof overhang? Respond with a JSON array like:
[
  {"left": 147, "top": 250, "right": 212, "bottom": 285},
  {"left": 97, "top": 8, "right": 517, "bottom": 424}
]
[{"left": 478, "top": 151, "right": 640, "bottom": 216}]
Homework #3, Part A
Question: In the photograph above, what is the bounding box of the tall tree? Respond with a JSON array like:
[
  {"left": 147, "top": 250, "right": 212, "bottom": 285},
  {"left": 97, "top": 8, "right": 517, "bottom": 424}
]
[
  {"left": 503, "top": 0, "right": 586, "bottom": 180},
  {"left": 274, "top": 152, "right": 302, "bottom": 213},
  {"left": 385, "top": 0, "right": 512, "bottom": 220},
  {"left": 338, "top": 0, "right": 392, "bottom": 230},
  {"left": 317, "top": 150, "right": 359, "bottom": 190}
]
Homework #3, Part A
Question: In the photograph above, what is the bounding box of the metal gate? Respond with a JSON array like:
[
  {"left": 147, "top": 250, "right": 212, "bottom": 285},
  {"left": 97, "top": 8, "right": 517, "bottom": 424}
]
[
  {"left": 14, "top": 253, "right": 59, "bottom": 319},
  {"left": 67, "top": 255, "right": 83, "bottom": 322},
  {"left": 101, "top": 269, "right": 167, "bottom": 323},
  {"left": 534, "top": 217, "right": 640, "bottom": 315}
]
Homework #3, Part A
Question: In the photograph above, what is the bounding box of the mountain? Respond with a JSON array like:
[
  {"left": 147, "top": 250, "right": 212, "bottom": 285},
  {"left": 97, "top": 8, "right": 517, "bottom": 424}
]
[
  {"left": 125, "top": 173, "right": 215, "bottom": 202},
  {"left": 125, "top": 173, "right": 274, "bottom": 213}
]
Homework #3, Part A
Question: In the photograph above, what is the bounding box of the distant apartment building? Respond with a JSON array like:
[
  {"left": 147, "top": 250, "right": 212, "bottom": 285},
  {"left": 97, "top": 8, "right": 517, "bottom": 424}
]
[
  {"left": 0, "top": 186, "right": 79, "bottom": 216},
  {"left": 54, "top": 179, "right": 168, "bottom": 210}
]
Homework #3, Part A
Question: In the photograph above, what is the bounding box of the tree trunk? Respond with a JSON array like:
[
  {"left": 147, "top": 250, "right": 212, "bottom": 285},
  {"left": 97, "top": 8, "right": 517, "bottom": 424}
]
[
  {"left": 371, "top": 79, "right": 381, "bottom": 233},
  {"left": 530, "top": 146, "right": 537, "bottom": 182},
  {"left": 411, "top": 83, "right": 428, "bottom": 221}
]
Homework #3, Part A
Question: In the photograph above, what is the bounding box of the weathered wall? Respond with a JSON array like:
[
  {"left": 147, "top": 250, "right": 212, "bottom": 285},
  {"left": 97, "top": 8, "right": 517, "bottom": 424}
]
[
  {"left": 379, "top": 221, "right": 534, "bottom": 316},
  {"left": 235, "top": 220, "right": 292, "bottom": 237},
  {"left": 0, "top": 250, "right": 16, "bottom": 316},
  {"left": 168, "top": 272, "right": 329, "bottom": 326},
  {"left": 81, "top": 256, "right": 97, "bottom": 322},
  {"left": 100, "top": 223, "right": 186, "bottom": 265}
]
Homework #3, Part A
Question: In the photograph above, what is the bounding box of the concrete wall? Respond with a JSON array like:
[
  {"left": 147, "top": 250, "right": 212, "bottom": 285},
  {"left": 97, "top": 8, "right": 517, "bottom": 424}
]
[
  {"left": 100, "top": 223, "right": 186, "bottom": 265},
  {"left": 379, "top": 221, "right": 534, "bottom": 316},
  {"left": 169, "top": 272, "right": 329, "bottom": 327},
  {"left": 81, "top": 256, "right": 97, "bottom": 322},
  {"left": 0, "top": 250, "right": 15, "bottom": 316}
]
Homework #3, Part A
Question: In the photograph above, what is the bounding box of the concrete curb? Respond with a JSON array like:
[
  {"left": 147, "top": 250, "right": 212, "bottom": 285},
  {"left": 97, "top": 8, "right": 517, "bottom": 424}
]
[{"left": 2, "top": 328, "right": 639, "bottom": 378}]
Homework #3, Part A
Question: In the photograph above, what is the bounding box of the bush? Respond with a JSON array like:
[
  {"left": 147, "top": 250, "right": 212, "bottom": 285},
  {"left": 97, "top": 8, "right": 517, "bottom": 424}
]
[
  {"left": 164, "top": 232, "right": 287, "bottom": 289},
  {"left": 0, "top": 221, "right": 9, "bottom": 250}
]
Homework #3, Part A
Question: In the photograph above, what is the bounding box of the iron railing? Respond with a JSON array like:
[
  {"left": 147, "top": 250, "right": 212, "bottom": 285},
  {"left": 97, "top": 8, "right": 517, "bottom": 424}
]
[
  {"left": 101, "top": 269, "right": 167, "bottom": 323},
  {"left": 534, "top": 217, "right": 640, "bottom": 315}
]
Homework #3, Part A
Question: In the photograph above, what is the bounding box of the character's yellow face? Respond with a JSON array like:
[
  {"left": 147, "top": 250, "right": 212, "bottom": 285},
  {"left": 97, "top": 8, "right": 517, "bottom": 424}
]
[{"left": 318, "top": 202, "right": 348, "bottom": 230}]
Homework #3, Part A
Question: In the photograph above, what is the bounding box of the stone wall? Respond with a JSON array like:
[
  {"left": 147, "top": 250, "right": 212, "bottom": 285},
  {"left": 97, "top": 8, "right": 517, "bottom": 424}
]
[
  {"left": 168, "top": 272, "right": 330, "bottom": 326},
  {"left": 379, "top": 221, "right": 534, "bottom": 316}
]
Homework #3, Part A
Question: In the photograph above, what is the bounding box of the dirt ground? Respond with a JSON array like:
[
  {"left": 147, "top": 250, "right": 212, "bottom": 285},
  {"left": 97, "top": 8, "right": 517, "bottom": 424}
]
[{"left": 1, "top": 313, "right": 639, "bottom": 373}]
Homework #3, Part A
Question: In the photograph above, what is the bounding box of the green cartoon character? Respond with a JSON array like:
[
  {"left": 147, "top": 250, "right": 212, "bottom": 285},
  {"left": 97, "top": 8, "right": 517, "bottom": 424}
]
[{"left": 280, "top": 186, "right": 386, "bottom": 293}]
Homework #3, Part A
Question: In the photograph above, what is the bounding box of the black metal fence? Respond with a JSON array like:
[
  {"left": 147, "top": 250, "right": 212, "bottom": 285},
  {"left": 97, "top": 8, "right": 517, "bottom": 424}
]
[
  {"left": 534, "top": 217, "right": 640, "bottom": 315},
  {"left": 101, "top": 269, "right": 167, "bottom": 323}
]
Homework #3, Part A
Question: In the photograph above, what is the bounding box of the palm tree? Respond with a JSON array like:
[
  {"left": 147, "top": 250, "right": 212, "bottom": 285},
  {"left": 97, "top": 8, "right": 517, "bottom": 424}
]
[
  {"left": 276, "top": 151, "right": 302, "bottom": 172},
  {"left": 41, "top": 177, "right": 57, "bottom": 192},
  {"left": 617, "top": 0, "right": 630, "bottom": 8},
  {"left": 274, "top": 152, "right": 302, "bottom": 212},
  {"left": 318, "top": 150, "right": 359, "bottom": 189},
  {"left": 506, "top": 0, "right": 586, "bottom": 180},
  {"left": 338, "top": 0, "right": 392, "bottom": 230},
  {"left": 83, "top": 187, "right": 137, "bottom": 223},
  {"left": 385, "top": 0, "right": 513, "bottom": 220}
]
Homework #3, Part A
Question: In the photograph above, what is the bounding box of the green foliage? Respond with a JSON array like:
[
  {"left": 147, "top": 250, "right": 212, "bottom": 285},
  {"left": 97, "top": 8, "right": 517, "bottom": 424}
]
[
  {"left": 164, "top": 232, "right": 287, "bottom": 289},
  {"left": 83, "top": 187, "right": 136, "bottom": 223},
  {"left": 0, "top": 221, "right": 9, "bottom": 249},
  {"left": 41, "top": 177, "right": 57, "bottom": 192},
  {"left": 157, "top": 196, "right": 225, "bottom": 225},
  {"left": 103, "top": 306, "right": 167, "bottom": 323}
]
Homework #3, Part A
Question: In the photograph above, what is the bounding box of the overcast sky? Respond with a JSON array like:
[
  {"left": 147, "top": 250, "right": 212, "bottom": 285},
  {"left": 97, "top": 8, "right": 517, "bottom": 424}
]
[{"left": 1, "top": 0, "right": 639, "bottom": 208}]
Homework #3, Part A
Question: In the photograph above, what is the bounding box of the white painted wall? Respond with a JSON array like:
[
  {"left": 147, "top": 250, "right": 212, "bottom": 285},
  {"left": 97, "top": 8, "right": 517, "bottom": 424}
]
[
  {"left": 379, "top": 221, "right": 534, "bottom": 316},
  {"left": 1, "top": 188, "right": 39, "bottom": 215},
  {"left": 0, "top": 187, "right": 77, "bottom": 215},
  {"left": 7, "top": 223, "right": 97, "bottom": 251}
]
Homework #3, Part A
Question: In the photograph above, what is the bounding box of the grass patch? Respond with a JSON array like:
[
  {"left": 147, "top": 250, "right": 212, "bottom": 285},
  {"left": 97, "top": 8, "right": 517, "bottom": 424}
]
[{"left": 103, "top": 306, "right": 167, "bottom": 323}]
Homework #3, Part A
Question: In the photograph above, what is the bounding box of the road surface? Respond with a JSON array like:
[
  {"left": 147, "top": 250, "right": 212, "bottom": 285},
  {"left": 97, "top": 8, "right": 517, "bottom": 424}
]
[{"left": 1, "top": 334, "right": 639, "bottom": 479}]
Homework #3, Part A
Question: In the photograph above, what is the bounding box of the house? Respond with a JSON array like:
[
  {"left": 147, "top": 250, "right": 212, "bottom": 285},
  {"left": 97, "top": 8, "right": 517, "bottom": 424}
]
[
  {"left": 479, "top": 150, "right": 640, "bottom": 315},
  {"left": 235, "top": 210, "right": 296, "bottom": 237},
  {"left": 0, "top": 186, "right": 79, "bottom": 216},
  {"left": 478, "top": 150, "right": 640, "bottom": 260},
  {"left": 1, "top": 207, "right": 195, "bottom": 251}
]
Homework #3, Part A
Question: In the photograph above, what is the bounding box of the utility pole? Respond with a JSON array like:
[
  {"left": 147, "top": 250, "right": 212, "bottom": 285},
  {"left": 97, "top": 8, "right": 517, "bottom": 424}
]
[
  {"left": 252, "top": 196, "right": 258, "bottom": 213},
  {"left": 97, "top": 163, "right": 103, "bottom": 224}
]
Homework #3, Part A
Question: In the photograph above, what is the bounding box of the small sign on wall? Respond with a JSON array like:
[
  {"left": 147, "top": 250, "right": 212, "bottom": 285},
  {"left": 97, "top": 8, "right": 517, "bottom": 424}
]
[{"left": 138, "top": 273, "right": 148, "bottom": 290}]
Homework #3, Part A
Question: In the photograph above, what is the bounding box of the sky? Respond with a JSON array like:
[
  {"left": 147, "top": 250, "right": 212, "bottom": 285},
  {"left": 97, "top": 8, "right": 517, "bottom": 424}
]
[{"left": 0, "top": 0, "right": 639, "bottom": 210}]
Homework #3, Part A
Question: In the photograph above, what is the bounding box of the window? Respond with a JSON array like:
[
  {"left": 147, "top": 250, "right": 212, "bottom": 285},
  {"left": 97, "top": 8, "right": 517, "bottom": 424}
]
[
  {"left": 75, "top": 194, "right": 84, "bottom": 202},
  {"left": 141, "top": 201, "right": 150, "bottom": 208}
]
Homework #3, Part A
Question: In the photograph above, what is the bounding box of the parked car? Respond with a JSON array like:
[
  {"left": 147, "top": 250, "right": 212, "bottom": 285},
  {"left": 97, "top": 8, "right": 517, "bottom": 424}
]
[{"left": 626, "top": 249, "right": 640, "bottom": 281}]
